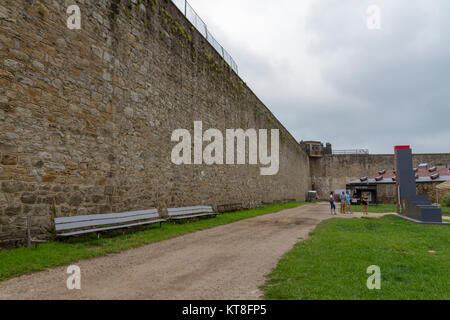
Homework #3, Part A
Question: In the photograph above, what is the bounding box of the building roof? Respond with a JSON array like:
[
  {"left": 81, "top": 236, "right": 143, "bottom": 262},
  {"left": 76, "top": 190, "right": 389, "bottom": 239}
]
[{"left": 349, "top": 165, "right": 450, "bottom": 185}]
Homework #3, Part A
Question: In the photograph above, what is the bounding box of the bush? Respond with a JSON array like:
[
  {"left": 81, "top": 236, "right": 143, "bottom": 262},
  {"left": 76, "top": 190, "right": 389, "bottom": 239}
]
[{"left": 442, "top": 196, "right": 450, "bottom": 207}]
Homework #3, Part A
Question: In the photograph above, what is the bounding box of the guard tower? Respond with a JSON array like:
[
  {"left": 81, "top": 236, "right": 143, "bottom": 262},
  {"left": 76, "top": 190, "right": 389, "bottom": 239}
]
[{"left": 299, "top": 141, "right": 332, "bottom": 158}]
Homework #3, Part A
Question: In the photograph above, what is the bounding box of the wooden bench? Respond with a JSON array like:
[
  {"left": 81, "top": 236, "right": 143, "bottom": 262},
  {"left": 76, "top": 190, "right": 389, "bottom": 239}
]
[
  {"left": 55, "top": 208, "right": 165, "bottom": 237},
  {"left": 167, "top": 205, "right": 217, "bottom": 221}
]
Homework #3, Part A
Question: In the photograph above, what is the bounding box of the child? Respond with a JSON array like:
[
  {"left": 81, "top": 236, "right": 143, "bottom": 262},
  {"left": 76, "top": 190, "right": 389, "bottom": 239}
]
[{"left": 329, "top": 192, "right": 337, "bottom": 215}]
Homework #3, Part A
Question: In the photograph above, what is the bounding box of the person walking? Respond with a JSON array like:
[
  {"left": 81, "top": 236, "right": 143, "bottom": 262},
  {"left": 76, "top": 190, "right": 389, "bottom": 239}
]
[
  {"left": 362, "top": 194, "right": 369, "bottom": 216},
  {"left": 345, "top": 191, "right": 352, "bottom": 214},
  {"left": 340, "top": 191, "right": 346, "bottom": 214},
  {"left": 329, "top": 192, "right": 337, "bottom": 215}
]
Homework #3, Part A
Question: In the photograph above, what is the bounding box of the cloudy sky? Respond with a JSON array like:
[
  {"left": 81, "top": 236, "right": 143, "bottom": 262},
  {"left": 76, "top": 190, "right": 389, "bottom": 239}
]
[{"left": 181, "top": 0, "right": 450, "bottom": 154}]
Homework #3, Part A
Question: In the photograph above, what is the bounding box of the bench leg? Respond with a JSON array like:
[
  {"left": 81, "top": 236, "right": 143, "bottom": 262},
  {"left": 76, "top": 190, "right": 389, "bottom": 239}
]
[{"left": 27, "top": 213, "right": 32, "bottom": 249}]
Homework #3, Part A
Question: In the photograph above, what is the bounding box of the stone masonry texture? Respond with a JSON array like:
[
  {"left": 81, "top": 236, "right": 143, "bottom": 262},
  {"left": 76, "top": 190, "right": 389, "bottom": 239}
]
[
  {"left": 310, "top": 154, "right": 450, "bottom": 200},
  {"left": 0, "top": 0, "right": 311, "bottom": 246}
]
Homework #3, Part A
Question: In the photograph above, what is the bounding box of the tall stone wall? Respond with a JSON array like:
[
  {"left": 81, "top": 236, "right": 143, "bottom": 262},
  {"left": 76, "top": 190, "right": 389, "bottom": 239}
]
[
  {"left": 310, "top": 153, "right": 450, "bottom": 199},
  {"left": 0, "top": 0, "right": 311, "bottom": 246}
]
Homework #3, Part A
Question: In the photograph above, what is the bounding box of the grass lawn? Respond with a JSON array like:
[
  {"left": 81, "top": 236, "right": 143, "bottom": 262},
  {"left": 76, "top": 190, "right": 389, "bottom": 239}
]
[
  {"left": 263, "top": 215, "right": 450, "bottom": 300},
  {"left": 0, "top": 202, "right": 306, "bottom": 282},
  {"left": 351, "top": 204, "right": 397, "bottom": 213},
  {"left": 352, "top": 204, "right": 450, "bottom": 216}
]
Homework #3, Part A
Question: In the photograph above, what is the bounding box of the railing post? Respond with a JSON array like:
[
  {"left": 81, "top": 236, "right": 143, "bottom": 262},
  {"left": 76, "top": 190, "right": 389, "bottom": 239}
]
[{"left": 174, "top": 0, "right": 238, "bottom": 74}]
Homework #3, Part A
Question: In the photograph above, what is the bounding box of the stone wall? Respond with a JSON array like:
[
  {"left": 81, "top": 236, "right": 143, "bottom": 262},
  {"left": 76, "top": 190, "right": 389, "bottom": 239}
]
[
  {"left": 376, "top": 182, "right": 445, "bottom": 204},
  {"left": 416, "top": 182, "right": 447, "bottom": 204},
  {"left": 376, "top": 183, "right": 396, "bottom": 204},
  {"left": 0, "top": 0, "right": 311, "bottom": 247},
  {"left": 310, "top": 153, "right": 450, "bottom": 199}
]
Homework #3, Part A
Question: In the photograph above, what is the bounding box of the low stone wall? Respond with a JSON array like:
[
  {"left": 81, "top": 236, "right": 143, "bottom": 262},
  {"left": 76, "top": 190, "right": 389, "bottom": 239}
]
[
  {"left": 377, "top": 182, "right": 445, "bottom": 204},
  {"left": 376, "top": 184, "right": 396, "bottom": 204}
]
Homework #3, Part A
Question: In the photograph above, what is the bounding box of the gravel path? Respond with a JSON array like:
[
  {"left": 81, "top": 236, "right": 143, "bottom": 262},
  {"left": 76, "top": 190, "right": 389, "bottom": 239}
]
[{"left": 0, "top": 203, "right": 389, "bottom": 300}]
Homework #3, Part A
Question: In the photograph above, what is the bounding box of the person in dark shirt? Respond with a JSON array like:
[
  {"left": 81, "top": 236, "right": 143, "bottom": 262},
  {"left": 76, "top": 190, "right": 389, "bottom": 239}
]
[
  {"left": 362, "top": 194, "right": 369, "bottom": 215},
  {"left": 329, "top": 192, "right": 337, "bottom": 215}
]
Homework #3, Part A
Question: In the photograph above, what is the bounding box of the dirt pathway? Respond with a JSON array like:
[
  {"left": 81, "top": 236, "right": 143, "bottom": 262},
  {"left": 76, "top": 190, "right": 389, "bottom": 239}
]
[{"left": 0, "top": 203, "right": 389, "bottom": 300}]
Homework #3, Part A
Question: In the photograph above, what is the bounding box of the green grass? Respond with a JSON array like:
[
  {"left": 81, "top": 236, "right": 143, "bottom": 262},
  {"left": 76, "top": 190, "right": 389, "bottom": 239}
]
[
  {"left": 263, "top": 215, "right": 450, "bottom": 300},
  {"left": 351, "top": 204, "right": 397, "bottom": 213},
  {"left": 0, "top": 202, "right": 306, "bottom": 282},
  {"left": 351, "top": 204, "right": 450, "bottom": 216}
]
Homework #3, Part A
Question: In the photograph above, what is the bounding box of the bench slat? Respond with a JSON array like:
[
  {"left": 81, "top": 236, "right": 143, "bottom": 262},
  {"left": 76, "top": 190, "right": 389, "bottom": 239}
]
[
  {"left": 57, "top": 219, "right": 166, "bottom": 237},
  {"left": 167, "top": 206, "right": 213, "bottom": 212},
  {"left": 55, "top": 213, "right": 160, "bottom": 231},
  {"left": 168, "top": 209, "right": 213, "bottom": 216},
  {"left": 168, "top": 207, "right": 214, "bottom": 216},
  {"left": 170, "top": 213, "right": 215, "bottom": 220},
  {"left": 55, "top": 209, "right": 158, "bottom": 224}
]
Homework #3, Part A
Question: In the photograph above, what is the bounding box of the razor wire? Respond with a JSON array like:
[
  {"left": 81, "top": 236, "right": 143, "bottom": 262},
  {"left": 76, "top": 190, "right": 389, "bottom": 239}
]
[{"left": 171, "top": 0, "right": 239, "bottom": 74}]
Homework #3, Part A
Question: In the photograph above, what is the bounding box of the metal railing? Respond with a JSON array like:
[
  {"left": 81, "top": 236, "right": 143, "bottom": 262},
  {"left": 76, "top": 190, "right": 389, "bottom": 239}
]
[
  {"left": 333, "top": 149, "right": 369, "bottom": 155},
  {"left": 171, "top": 0, "right": 239, "bottom": 74}
]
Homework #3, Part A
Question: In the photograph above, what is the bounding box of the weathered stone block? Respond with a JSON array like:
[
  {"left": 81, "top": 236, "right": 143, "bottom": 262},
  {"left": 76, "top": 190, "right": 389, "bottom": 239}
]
[
  {"left": 3, "top": 59, "right": 21, "bottom": 71},
  {"left": 21, "top": 193, "right": 37, "bottom": 204},
  {"left": 1, "top": 153, "right": 18, "bottom": 165},
  {"left": 68, "top": 193, "right": 83, "bottom": 207},
  {"left": 54, "top": 193, "right": 66, "bottom": 204},
  {"left": 44, "top": 162, "right": 66, "bottom": 171},
  {"left": 91, "top": 195, "right": 105, "bottom": 204},
  {"left": 33, "top": 160, "right": 44, "bottom": 168},
  {"left": 0, "top": 143, "right": 17, "bottom": 153},
  {"left": 5, "top": 206, "right": 21, "bottom": 216},
  {"left": 104, "top": 186, "right": 115, "bottom": 196},
  {"left": 1, "top": 181, "right": 24, "bottom": 193}
]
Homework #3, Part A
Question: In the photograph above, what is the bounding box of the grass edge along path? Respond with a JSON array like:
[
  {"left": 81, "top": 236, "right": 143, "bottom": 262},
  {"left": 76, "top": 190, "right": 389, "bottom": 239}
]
[
  {"left": 262, "top": 215, "right": 450, "bottom": 300},
  {"left": 351, "top": 203, "right": 450, "bottom": 216},
  {"left": 0, "top": 201, "right": 307, "bottom": 282}
]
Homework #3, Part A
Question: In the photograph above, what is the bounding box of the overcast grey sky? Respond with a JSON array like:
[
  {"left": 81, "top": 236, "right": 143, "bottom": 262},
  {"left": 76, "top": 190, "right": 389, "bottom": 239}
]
[{"left": 185, "top": 0, "right": 450, "bottom": 154}]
